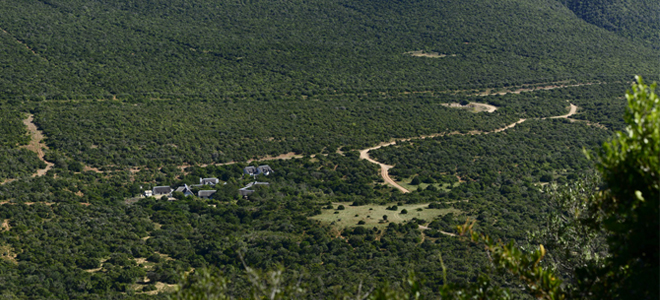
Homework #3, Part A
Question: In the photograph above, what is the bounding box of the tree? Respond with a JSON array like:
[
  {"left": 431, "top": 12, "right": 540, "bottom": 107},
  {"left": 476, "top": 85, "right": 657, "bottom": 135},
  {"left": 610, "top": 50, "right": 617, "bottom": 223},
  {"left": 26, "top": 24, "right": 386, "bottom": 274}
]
[
  {"left": 458, "top": 76, "right": 658, "bottom": 300},
  {"left": 410, "top": 176, "right": 421, "bottom": 185},
  {"left": 579, "top": 76, "right": 659, "bottom": 299},
  {"left": 170, "top": 78, "right": 659, "bottom": 300}
]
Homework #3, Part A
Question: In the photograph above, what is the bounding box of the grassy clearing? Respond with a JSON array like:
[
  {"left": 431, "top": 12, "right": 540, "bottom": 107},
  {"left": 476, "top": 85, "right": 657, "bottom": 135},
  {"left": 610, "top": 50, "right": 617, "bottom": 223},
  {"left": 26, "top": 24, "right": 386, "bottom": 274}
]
[{"left": 311, "top": 203, "right": 460, "bottom": 230}]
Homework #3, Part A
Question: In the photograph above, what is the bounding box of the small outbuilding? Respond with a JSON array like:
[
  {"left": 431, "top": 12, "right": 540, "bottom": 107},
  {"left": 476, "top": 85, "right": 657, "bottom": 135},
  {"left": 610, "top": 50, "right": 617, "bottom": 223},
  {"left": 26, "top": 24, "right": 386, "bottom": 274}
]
[
  {"left": 244, "top": 166, "right": 258, "bottom": 176},
  {"left": 200, "top": 178, "right": 220, "bottom": 185},
  {"left": 198, "top": 190, "right": 217, "bottom": 199},
  {"left": 175, "top": 184, "right": 194, "bottom": 197},
  {"left": 257, "top": 165, "right": 273, "bottom": 176},
  {"left": 153, "top": 186, "right": 172, "bottom": 196}
]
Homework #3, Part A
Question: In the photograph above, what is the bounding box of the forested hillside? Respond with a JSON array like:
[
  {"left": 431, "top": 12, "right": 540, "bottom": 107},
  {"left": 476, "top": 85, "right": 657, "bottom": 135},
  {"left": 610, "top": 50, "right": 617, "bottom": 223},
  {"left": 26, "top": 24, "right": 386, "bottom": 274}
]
[
  {"left": 0, "top": 0, "right": 657, "bottom": 100},
  {"left": 559, "top": 0, "right": 660, "bottom": 49},
  {"left": 0, "top": 0, "right": 657, "bottom": 299}
]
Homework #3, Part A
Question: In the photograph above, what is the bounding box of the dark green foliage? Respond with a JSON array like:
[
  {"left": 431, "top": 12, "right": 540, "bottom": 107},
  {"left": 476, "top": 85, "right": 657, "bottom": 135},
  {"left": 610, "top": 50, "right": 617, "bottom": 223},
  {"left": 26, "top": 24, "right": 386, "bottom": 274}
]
[
  {"left": 0, "top": 110, "right": 28, "bottom": 147},
  {"left": 580, "top": 78, "right": 659, "bottom": 299},
  {"left": 559, "top": 0, "right": 659, "bottom": 49},
  {"left": 0, "top": 148, "right": 46, "bottom": 181},
  {"left": 30, "top": 94, "right": 519, "bottom": 167},
  {"left": 0, "top": 0, "right": 655, "bottom": 298},
  {"left": 0, "top": 110, "right": 44, "bottom": 180},
  {"left": 0, "top": 0, "right": 656, "bottom": 100}
]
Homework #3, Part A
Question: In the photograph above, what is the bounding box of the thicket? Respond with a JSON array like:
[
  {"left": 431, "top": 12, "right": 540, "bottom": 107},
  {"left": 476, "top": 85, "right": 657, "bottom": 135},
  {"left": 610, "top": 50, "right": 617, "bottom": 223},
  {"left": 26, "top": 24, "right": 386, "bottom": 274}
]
[
  {"left": 559, "top": 0, "right": 659, "bottom": 49},
  {"left": 0, "top": 110, "right": 44, "bottom": 181},
  {"left": 170, "top": 78, "right": 659, "bottom": 299},
  {"left": 0, "top": 0, "right": 656, "bottom": 100},
  {"left": 21, "top": 83, "right": 626, "bottom": 169}
]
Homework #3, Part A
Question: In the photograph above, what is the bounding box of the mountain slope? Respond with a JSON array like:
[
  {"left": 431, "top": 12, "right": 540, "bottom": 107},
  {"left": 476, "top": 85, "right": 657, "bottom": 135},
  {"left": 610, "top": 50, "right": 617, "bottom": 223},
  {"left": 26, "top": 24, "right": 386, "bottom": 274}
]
[
  {"left": 0, "top": 0, "right": 656, "bottom": 100},
  {"left": 558, "top": 0, "right": 660, "bottom": 49}
]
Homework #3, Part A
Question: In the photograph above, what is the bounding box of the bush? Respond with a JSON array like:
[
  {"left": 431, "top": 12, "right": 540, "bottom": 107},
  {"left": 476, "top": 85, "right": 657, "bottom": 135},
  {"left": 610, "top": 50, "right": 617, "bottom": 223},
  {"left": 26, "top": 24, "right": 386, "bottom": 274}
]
[
  {"left": 539, "top": 172, "right": 554, "bottom": 182},
  {"left": 400, "top": 209, "right": 408, "bottom": 214}
]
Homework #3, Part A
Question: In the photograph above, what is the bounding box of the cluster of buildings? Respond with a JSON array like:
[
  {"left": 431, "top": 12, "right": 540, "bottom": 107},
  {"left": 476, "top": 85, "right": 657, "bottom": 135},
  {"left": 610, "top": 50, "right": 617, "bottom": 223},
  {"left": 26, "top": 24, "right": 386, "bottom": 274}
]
[
  {"left": 146, "top": 177, "right": 221, "bottom": 199},
  {"left": 143, "top": 165, "right": 275, "bottom": 199},
  {"left": 244, "top": 165, "right": 273, "bottom": 176}
]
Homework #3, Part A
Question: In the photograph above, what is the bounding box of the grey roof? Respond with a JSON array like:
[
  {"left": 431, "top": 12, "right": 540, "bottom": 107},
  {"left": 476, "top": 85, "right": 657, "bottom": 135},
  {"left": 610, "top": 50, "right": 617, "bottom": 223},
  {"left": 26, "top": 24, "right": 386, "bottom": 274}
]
[
  {"left": 200, "top": 178, "right": 219, "bottom": 185},
  {"left": 244, "top": 166, "right": 258, "bottom": 175},
  {"left": 175, "top": 184, "right": 194, "bottom": 195},
  {"left": 257, "top": 165, "right": 273, "bottom": 174},
  {"left": 153, "top": 186, "right": 172, "bottom": 195},
  {"left": 239, "top": 189, "right": 254, "bottom": 196},
  {"left": 198, "top": 190, "right": 217, "bottom": 198}
]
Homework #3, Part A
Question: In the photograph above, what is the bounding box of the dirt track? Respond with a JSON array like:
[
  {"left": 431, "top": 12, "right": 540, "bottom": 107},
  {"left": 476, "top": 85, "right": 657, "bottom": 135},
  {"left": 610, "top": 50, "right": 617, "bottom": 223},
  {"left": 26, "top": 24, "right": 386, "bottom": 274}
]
[
  {"left": 549, "top": 104, "right": 577, "bottom": 119},
  {"left": 22, "top": 115, "right": 54, "bottom": 177},
  {"left": 3, "top": 104, "right": 580, "bottom": 190},
  {"left": 358, "top": 143, "right": 408, "bottom": 193},
  {"left": 358, "top": 104, "right": 578, "bottom": 192}
]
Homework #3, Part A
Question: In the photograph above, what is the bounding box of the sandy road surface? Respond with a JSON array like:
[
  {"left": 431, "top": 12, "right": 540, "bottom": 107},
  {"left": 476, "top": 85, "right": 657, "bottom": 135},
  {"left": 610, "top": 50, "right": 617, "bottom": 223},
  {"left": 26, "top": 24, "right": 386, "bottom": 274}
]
[
  {"left": 22, "top": 115, "right": 54, "bottom": 177},
  {"left": 358, "top": 104, "right": 578, "bottom": 192},
  {"left": 3, "top": 104, "right": 580, "bottom": 191},
  {"left": 549, "top": 104, "right": 578, "bottom": 119},
  {"left": 359, "top": 143, "right": 409, "bottom": 193}
]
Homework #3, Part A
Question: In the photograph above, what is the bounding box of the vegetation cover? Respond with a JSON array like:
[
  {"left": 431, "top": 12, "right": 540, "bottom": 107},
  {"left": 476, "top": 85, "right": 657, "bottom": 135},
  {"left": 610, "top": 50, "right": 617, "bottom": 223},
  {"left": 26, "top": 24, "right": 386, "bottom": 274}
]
[
  {"left": 0, "top": 0, "right": 657, "bottom": 100},
  {"left": 0, "top": 0, "right": 657, "bottom": 299}
]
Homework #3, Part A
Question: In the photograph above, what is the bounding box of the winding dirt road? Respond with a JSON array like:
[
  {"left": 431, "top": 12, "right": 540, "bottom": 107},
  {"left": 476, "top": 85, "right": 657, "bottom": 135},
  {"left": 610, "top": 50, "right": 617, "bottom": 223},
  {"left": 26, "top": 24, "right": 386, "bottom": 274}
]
[
  {"left": 359, "top": 143, "right": 406, "bottom": 193},
  {"left": 549, "top": 104, "right": 578, "bottom": 119},
  {"left": 3, "top": 104, "right": 580, "bottom": 189},
  {"left": 359, "top": 104, "right": 578, "bottom": 192}
]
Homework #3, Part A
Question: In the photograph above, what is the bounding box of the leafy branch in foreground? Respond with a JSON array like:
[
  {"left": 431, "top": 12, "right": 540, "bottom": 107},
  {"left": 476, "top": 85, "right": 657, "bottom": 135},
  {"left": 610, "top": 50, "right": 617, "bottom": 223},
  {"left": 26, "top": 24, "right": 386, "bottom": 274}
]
[{"left": 457, "top": 218, "right": 565, "bottom": 300}]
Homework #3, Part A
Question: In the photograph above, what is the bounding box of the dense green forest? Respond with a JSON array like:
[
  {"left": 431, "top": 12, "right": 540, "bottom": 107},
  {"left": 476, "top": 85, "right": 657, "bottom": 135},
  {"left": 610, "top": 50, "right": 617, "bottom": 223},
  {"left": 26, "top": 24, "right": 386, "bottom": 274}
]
[
  {"left": 0, "top": 0, "right": 657, "bottom": 298},
  {"left": 0, "top": 92, "right": 626, "bottom": 298},
  {"left": 19, "top": 82, "right": 625, "bottom": 168},
  {"left": 0, "top": 110, "right": 45, "bottom": 181},
  {"left": 0, "top": 0, "right": 657, "bottom": 100},
  {"left": 559, "top": 0, "right": 659, "bottom": 49}
]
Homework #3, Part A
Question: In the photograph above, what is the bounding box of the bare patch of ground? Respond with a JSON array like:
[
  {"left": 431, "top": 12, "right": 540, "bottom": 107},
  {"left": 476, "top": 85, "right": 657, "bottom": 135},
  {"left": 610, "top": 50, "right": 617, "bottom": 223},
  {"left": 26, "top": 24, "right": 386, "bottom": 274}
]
[
  {"left": 141, "top": 282, "right": 177, "bottom": 295},
  {"left": 0, "top": 245, "right": 17, "bottom": 263},
  {"left": 442, "top": 102, "right": 498, "bottom": 113},
  {"left": 2, "top": 219, "right": 9, "bottom": 231},
  {"left": 83, "top": 165, "right": 104, "bottom": 173},
  {"left": 418, "top": 225, "right": 456, "bottom": 237},
  {"left": 85, "top": 267, "right": 103, "bottom": 273},
  {"left": 21, "top": 115, "right": 54, "bottom": 177},
  {"left": 404, "top": 50, "right": 456, "bottom": 58},
  {"left": 0, "top": 179, "right": 16, "bottom": 185}
]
